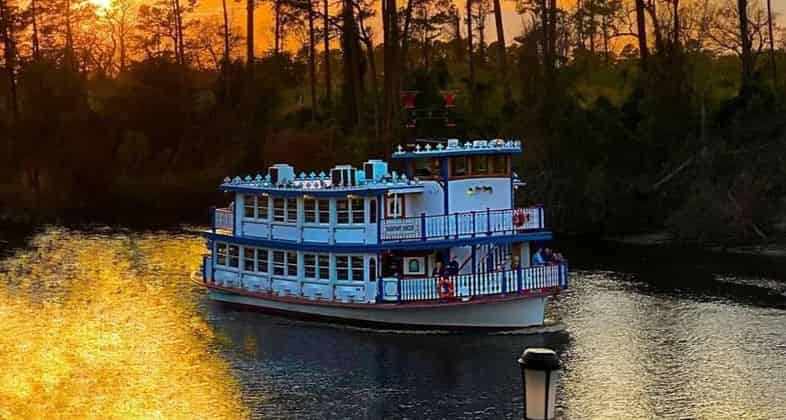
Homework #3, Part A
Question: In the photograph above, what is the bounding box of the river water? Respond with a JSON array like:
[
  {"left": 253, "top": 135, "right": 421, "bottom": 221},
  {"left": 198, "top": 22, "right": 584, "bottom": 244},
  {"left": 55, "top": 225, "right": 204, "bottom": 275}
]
[{"left": 1, "top": 226, "right": 785, "bottom": 419}]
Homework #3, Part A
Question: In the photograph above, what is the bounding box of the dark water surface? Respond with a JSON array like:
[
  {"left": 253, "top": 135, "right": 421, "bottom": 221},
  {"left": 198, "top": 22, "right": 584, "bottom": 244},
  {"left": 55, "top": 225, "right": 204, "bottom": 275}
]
[{"left": 1, "top": 226, "right": 785, "bottom": 419}]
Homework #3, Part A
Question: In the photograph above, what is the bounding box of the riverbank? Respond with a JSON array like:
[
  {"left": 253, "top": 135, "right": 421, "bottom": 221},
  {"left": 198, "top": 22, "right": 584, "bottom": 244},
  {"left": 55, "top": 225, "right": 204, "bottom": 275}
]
[{"left": 607, "top": 230, "right": 786, "bottom": 259}]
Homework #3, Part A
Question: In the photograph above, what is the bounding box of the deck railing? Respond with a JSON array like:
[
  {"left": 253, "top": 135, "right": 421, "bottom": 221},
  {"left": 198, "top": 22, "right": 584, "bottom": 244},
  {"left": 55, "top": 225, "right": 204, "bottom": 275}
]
[
  {"left": 381, "top": 206, "right": 544, "bottom": 242},
  {"left": 395, "top": 263, "right": 567, "bottom": 302},
  {"left": 213, "top": 207, "right": 234, "bottom": 232}
]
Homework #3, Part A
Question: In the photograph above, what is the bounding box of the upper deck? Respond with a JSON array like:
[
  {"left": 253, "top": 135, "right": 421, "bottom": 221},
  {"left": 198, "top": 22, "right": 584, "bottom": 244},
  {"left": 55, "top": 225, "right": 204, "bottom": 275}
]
[{"left": 211, "top": 139, "right": 543, "bottom": 248}]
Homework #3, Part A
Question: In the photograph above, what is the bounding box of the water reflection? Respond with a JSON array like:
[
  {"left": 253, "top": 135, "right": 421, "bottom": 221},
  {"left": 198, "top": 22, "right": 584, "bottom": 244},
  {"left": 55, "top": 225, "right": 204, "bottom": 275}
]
[
  {"left": 1, "top": 227, "right": 785, "bottom": 419},
  {"left": 0, "top": 227, "right": 247, "bottom": 419}
]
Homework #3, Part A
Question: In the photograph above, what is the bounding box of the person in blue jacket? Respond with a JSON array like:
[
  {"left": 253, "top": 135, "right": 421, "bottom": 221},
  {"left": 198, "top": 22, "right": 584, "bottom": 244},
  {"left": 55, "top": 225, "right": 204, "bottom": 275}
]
[{"left": 532, "top": 247, "right": 546, "bottom": 266}]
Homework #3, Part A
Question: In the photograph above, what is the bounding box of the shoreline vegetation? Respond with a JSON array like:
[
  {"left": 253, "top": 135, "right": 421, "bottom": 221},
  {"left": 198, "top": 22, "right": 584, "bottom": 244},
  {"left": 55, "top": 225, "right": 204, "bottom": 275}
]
[{"left": 1, "top": 0, "right": 785, "bottom": 248}]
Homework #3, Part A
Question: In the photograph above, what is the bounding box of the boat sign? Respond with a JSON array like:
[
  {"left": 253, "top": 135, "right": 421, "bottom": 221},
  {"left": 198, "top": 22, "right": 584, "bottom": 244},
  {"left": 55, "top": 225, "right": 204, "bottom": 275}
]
[{"left": 382, "top": 219, "right": 421, "bottom": 240}]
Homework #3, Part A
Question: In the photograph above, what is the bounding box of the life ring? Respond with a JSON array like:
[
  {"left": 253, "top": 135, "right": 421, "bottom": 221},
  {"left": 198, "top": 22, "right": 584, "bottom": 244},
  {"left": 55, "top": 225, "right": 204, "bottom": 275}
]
[
  {"left": 513, "top": 210, "right": 531, "bottom": 227},
  {"left": 436, "top": 277, "right": 455, "bottom": 299}
]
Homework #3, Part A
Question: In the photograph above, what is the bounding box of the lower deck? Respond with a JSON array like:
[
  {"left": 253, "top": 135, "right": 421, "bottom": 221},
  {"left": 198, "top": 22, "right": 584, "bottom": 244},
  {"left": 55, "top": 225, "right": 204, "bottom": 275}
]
[{"left": 202, "top": 246, "right": 568, "bottom": 305}]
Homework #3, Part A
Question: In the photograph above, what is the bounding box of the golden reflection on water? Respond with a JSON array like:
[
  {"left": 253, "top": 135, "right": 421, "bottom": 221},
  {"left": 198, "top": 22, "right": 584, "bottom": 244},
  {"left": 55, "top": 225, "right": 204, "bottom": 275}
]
[{"left": 0, "top": 227, "right": 248, "bottom": 419}]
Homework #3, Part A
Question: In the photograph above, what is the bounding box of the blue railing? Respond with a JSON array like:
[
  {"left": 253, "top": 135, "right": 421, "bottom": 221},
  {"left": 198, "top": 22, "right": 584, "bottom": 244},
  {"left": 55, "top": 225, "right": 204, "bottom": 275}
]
[
  {"left": 395, "top": 263, "right": 567, "bottom": 302},
  {"left": 381, "top": 206, "right": 545, "bottom": 241},
  {"left": 213, "top": 207, "right": 233, "bottom": 232}
]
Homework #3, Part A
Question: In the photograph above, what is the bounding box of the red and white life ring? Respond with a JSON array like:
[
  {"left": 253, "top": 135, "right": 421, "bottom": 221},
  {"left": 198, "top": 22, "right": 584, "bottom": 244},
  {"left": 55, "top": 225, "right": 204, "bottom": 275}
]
[
  {"left": 513, "top": 210, "right": 531, "bottom": 227},
  {"left": 436, "top": 277, "right": 455, "bottom": 299}
]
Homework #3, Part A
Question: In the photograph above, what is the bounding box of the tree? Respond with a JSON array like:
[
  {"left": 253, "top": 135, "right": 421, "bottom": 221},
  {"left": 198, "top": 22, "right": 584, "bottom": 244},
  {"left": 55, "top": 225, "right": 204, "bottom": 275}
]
[
  {"left": 635, "top": 0, "right": 649, "bottom": 69},
  {"left": 466, "top": 0, "right": 475, "bottom": 93},
  {"left": 247, "top": 0, "right": 255, "bottom": 72},
  {"left": 765, "top": 0, "right": 776, "bottom": 89},
  {"left": 382, "top": 0, "right": 400, "bottom": 139},
  {"left": 307, "top": 0, "right": 317, "bottom": 117},
  {"left": 0, "top": 0, "right": 18, "bottom": 118},
  {"left": 322, "top": 0, "right": 331, "bottom": 102},
  {"left": 341, "top": 0, "right": 363, "bottom": 128},
  {"left": 105, "top": 0, "right": 136, "bottom": 73},
  {"left": 492, "top": 0, "right": 510, "bottom": 101},
  {"left": 707, "top": 0, "right": 769, "bottom": 91}
]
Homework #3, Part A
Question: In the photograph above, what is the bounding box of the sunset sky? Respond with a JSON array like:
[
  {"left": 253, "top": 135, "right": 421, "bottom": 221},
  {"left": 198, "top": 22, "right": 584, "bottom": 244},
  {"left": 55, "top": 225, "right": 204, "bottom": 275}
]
[{"left": 85, "top": 0, "right": 785, "bottom": 55}]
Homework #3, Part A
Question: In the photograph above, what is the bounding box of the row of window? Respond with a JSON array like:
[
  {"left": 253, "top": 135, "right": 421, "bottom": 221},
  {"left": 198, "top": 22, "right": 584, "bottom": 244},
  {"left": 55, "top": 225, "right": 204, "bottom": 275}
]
[
  {"left": 413, "top": 156, "right": 510, "bottom": 178},
  {"left": 243, "top": 196, "right": 374, "bottom": 224},
  {"left": 451, "top": 155, "right": 509, "bottom": 177},
  {"left": 215, "top": 243, "right": 365, "bottom": 282}
]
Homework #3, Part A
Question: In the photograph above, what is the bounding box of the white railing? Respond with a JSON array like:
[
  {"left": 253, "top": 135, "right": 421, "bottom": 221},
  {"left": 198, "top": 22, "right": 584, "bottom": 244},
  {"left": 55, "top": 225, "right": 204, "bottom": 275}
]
[
  {"left": 381, "top": 206, "right": 544, "bottom": 241},
  {"left": 214, "top": 207, "right": 234, "bottom": 231},
  {"left": 395, "top": 263, "right": 567, "bottom": 302}
]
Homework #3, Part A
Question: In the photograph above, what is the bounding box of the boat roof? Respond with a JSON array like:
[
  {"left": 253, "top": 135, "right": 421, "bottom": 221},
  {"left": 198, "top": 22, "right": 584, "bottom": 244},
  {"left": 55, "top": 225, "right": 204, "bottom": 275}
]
[
  {"left": 220, "top": 173, "right": 424, "bottom": 197},
  {"left": 390, "top": 139, "right": 522, "bottom": 159}
]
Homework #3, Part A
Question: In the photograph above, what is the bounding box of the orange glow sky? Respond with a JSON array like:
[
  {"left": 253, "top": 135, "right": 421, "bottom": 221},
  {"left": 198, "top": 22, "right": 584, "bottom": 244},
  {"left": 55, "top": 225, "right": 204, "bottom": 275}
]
[{"left": 95, "top": 0, "right": 785, "bottom": 55}]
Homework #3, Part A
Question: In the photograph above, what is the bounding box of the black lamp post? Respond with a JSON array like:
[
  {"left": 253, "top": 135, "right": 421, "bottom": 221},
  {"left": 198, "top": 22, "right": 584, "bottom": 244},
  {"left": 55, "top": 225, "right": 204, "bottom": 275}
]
[{"left": 518, "top": 347, "right": 561, "bottom": 420}]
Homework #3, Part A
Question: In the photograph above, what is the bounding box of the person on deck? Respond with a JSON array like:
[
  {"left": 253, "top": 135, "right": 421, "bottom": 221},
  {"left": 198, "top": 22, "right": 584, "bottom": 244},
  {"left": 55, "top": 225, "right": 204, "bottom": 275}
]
[
  {"left": 532, "top": 248, "right": 546, "bottom": 266},
  {"left": 447, "top": 257, "right": 459, "bottom": 276},
  {"left": 544, "top": 248, "right": 554, "bottom": 264},
  {"left": 433, "top": 261, "right": 446, "bottom": 278}
]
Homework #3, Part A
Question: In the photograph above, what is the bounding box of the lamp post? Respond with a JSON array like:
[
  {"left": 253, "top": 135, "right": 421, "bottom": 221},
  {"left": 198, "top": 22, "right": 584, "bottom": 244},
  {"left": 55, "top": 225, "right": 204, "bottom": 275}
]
[{"left": 518, "top": 347, "right": 561, "bottom": 420}]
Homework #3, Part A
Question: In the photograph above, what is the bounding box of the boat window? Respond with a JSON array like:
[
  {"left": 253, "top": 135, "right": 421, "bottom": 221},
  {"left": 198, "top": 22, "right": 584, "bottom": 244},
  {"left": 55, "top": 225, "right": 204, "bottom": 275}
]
[
  {"left": 256, "top": 249, "right": 268, "bottom": 273},
  {"left": 337, "top": 198, "right": 364, "bottom": 225},
  {"left": 369, "top": 199, "right": 377, "bottom": 223},
  {"left": 304, "top": 199, "right": 329, "bottom": 224},
  {"left": 489, "top": 155, "right": 507, "bottom": 175},
  {"left": 304, "top": 253, "right": 329, "bottom": 280},
  {"left": 403, "top": 257, "right": 425, "bottom": 275},
  {"left": 451, "top": 157, "right": 468, "bottom": 177},
  {"left": 228, "top": 245, "right": 240, "bottom": 268},
  {"left": 216, "top": 243, "right": 227, "bottom": 266},
  {"left": 369, "top": 258, "right": 377, "bottom": 282},
  {"left": 258, "top": 196, "right": 269, "bottom": 220},
  {"left": 318, "top": 200, "right": 329, "bottom": 223},
  {"left": 272, "top": 251, "right": 285, "bottom": 275},
  {"left": 243, "top": 195, "right": 256, "bottom": 218},
  {"left": 244, "top": 247, "right": 255, "bottom": 271},
  {"left": 286, "top": 251, "right": 298, "bottom": 276},
  {"left": 413, "top": 159, "right": 437, "bottom": 177},
  {"left": 304, "top": 253, "right": 316, "bottom": 278},
  {"left": 304, "top": 198, "right": 316, "bottom": 223},
  {"left": 286, "top": 198, "right": 297, "bottom": 223},
  {"left": 385, "top": 196, "right": 403, "bottom": 219},
  {"left": 273, "top": 198, "right": 285, "bottom": 222},
  {"left": 336, "top": 255, "right": 349, "bottom": 280},
  {"left": 336, "top": 199, "right": 349, "bottom": 224},
  {"left": 471, "top": 155, "right": 488, "bottom": 175},
  {"left": 318, "top": 255, "right": 329, "bottom": 280},
  {"left": 336, "top": 255, "right": 363, "bottom": 281},
  {"left": 351, "top": 198, "right": 364, "bottom": 224},
  {"left": 351, "top": 257, "right": 364, "bottom": 281}
]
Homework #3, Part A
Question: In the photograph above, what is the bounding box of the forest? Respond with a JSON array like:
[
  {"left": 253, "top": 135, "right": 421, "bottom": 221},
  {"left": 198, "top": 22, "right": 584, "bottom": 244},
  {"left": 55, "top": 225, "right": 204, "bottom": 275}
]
[{"left": 0, "top": 0, "right": 785, "bottom": 244}]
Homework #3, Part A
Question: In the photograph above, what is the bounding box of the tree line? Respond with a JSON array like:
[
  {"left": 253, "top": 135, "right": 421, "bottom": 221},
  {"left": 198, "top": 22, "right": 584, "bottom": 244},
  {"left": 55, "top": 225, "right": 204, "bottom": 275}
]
[{"left": 0, "top": 0, "right": 785, "bottom": 243}]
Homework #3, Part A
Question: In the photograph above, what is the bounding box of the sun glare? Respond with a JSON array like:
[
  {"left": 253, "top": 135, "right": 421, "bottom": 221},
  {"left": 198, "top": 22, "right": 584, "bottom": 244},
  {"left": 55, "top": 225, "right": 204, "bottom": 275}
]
[{"left": 89, "top": 0, "right": 111, "bottom": 9}]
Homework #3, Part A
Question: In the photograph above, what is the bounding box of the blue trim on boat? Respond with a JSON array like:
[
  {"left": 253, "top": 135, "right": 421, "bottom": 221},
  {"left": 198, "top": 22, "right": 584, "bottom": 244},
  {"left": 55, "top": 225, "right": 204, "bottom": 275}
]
[{"left": 205, "top": 231, "right": 553, "bottom": 252}]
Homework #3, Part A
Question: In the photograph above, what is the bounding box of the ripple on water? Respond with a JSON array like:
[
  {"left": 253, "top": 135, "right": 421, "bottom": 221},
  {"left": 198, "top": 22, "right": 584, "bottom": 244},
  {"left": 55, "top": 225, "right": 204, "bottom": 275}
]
[{"left": 0, "top": 227, "right": 248, "bottom": 419}]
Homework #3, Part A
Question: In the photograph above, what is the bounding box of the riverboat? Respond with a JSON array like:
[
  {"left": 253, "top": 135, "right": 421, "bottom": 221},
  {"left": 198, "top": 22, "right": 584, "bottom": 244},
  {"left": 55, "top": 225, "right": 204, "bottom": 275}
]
[{"left": 198, "top": 139, "right": 568, "bottom": 329}]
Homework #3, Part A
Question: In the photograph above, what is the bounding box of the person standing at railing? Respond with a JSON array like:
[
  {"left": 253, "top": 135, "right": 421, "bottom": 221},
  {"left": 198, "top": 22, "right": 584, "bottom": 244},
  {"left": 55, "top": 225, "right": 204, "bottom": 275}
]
[
  {"left": 432, "top": 261, "right": 446, "bottom": 278},
  {"left": 446, "top": 257, "right": 459, "bottom": 276},
  {"left": 532, "top": 248, "right": 546, "bottom": 266}
]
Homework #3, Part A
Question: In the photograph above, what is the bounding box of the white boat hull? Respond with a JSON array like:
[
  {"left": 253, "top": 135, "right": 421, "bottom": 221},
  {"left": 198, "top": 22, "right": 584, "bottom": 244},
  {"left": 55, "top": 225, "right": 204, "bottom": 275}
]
[{"left": 207, "top": 289, "right": 549, "bottom": 329}]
